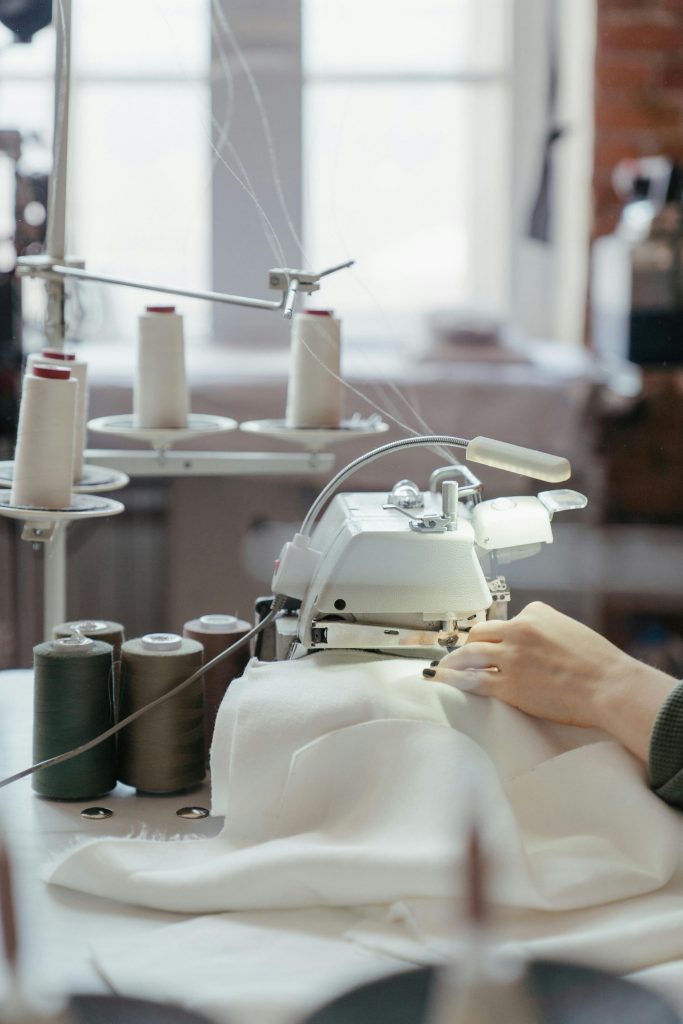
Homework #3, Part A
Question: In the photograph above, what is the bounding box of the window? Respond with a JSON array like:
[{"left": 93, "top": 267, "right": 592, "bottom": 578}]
[
  {"left": 302, "top": 0, "right": 512, "bottom": 347},
  {"left": 2, "top": 2, "right": 593, "bottom": 349},
  {"left": 0, "top": 0, "right": 211, "bottom": 344},
  {"left": 210, "top": 0, "right": 514, "bottom": 348}
]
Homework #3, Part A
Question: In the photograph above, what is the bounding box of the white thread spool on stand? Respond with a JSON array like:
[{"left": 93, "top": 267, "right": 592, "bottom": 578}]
[
  {"left": 285, "top": 309, "right": 343, "bottom": 429},
  {"left": 27, "top": 348, "right": 88, "bottom": 482},
  {"left": 10, "top": 364, "right": 77, "bottom": 508},
  {"left": 134, "top": 305, "right": 190, "bottom": 429}
]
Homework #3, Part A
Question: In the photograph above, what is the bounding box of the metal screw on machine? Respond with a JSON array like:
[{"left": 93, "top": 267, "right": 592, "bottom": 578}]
[{"left": 386, "top": 479, "right": 424, "bottom": 509}]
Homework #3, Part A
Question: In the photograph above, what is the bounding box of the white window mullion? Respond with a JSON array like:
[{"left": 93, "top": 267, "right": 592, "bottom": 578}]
[{"left": 210, "top": 0, "right": 302, "bottom": 347}]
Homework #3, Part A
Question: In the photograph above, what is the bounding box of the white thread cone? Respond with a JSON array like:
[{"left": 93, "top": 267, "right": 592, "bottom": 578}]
[
  {"left": 10, "top": 366, "right": 77, "bottom": 509},
  {"left": 285, "top": 310, "right": 342, "bottom": 428},
  {"left": 134, "top": 307, "right": 190, "bottom": 429},
  {"left": 27, "top": 350, "right": 88, "bottom": 482}
]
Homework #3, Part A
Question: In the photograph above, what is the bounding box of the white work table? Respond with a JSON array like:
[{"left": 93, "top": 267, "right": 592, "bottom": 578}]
[
  {"left": 0, "top": 670, "right": 406, "bottom": 1024},
  {"left": 5, "top": 656, "right": 683, "bottom": 1024},
  {"left": 0, "top": 669, "right": 221, "bottom": 999}
]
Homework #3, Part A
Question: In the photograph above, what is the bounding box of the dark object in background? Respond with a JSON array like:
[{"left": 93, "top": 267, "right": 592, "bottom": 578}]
[
  {"left": 0, "top": 130, "right": 49, "bottom": 440},
  {"left": 0, "top": 273, "right": 20, "bottom": 440},
  {"left": 254, "top": 594, "right": 301, "bottom": 661},
  {"left": 0, "top": 19, "right": 52, "bottom": 442},
  {"left": 528, "top": 0, "right": 564, "bottom": 244},
  {"left": 0, "top": 0, "right": 51, "bottom": 43},
  {"left": 303, "top": 961, "right": 679, "bottom": 1024},
  {"left": 592, "top": 157, "right": 683, "bottom": 369},
  {"left": 70, "top": 994, "right": 216, "bottom": 1024},
  {"left": 601, "top": 370, "right": 683, "bottom": 524},
  {"left": 0, "top": 6, "right": 53, "bottom": 442}
]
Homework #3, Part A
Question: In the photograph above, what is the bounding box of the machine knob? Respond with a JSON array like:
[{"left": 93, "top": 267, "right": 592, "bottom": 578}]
[{"left": 388, "top": 479, "right": 424, "bottom": 509}]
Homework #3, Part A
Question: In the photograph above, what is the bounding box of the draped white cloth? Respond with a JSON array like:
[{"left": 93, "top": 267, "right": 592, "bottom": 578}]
[{"left": 43, "top": 652, "right": 683, "bottom": 1022}]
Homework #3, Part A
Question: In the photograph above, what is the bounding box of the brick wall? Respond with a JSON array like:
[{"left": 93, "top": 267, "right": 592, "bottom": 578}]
[{"left": 593, "top": 0, "right": 683, "bottom": 239}]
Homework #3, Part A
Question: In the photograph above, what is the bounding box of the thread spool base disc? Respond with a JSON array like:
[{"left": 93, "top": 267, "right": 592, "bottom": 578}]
[
  {"left": 0, "top": 490, "right": 124, "bottom": 520},
  {"left": 0, "top": 461, "right": 129, "bottom": 494},
  {"left": 240, "top": 416, "right": 389, "bottom": 451},
  {"left": 77, "top": 464, "right": 130, "bottom": 492},
  {"left": 88, "top": 413, "right": 238, "bottom": 451}
]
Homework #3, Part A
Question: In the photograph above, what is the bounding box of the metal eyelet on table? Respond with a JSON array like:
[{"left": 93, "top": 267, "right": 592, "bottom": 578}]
[
  {"left": 80, "top": 806, "right": 114, "bottom": 820},
  {"left": 176, "top": 806, "right": 210, "bottom": 820}
]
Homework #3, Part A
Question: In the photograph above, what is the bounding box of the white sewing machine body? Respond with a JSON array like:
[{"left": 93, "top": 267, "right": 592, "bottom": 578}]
[{"left": 272, "top": 478, "right": 586, "bottom": 654}]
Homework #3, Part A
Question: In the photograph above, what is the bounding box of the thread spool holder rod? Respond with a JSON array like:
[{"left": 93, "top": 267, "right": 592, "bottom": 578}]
[
  {"left": 42, "top": 0, "right": 72, "bottom": 351},
  {"left": 42, "top": 522, "right": 67, "bottom": 639},
  {"left": 18, "top": 521, "right": 70, "bottom": 637},
  {"left": 0, "top": 498, "right": 125, "bottom": 636},
  {"left": 16, "top": 259, "right": 355, "bottom": 322}
]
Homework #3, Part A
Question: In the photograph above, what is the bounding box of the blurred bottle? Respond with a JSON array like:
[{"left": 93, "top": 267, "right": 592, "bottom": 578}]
[{"left": 628, "top": 621, "right": 683, "bottom": 677}]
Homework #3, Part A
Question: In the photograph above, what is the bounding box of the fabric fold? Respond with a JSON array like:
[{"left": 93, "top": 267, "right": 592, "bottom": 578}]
[{"left": 45, "top": 653, "right": 683, "bottom": 916}]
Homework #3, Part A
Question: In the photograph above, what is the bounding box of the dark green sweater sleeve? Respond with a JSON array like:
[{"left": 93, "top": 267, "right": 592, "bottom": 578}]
[{"left": 648, "top": 680, "right": 683, "bottom": 808}]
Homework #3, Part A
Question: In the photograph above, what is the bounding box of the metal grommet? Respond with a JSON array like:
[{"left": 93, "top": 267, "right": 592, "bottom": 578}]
[
  {"left": 176, "top": 806, "right": 210, "bottom": 820},
  {"left": 80, "top": 806, "right": 113, "bottom": 820}
]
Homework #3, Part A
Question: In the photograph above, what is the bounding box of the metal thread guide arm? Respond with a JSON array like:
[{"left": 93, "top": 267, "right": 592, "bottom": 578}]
[{"left": 17, "top": 258, "right": 356, "bottom": 321}]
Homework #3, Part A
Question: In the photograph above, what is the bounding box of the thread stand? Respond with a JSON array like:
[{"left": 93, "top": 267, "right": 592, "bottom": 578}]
[
  {"left": 75, "top": 465, "right": 130, "bottom": 492},
  {"left": 88, "top": 413, "right": 238, "bottom": 454},
  {"left": 9, "top": 0, "right": 347, "bottom": 646},
  {"left": 0, "top": 461, "right": 129, "bottom": 494},
  {"left": 239, "top": 414, "right": 389, "bottom": 452},
  {"left": 84, "top": 448, "right": 334, "bottom": 477},
  {"left": 0, "top": 492, "right": 124, "bottom": 637}
]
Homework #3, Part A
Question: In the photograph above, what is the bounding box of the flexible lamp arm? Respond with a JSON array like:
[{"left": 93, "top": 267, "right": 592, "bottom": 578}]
[{"left": 299, "top": 434, "right": 571, "bottom": 538}]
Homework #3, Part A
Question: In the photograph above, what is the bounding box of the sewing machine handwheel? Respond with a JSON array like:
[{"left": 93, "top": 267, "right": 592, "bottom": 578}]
[{"left": 303, "top": 960, "right": 678, "bottom": 1024}]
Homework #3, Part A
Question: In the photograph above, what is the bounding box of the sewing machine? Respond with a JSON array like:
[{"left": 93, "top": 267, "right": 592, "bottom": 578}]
[{"left": 268, "top": 437, "right": 588, "bottom": 658}]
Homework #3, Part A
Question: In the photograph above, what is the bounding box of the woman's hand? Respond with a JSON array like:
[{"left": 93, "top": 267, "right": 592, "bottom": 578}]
[{"left": 425, "top": 602, "right": 677, "bottom": 761}]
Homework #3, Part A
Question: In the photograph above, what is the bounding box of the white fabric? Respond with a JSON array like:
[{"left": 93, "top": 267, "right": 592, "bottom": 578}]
[
  {"left": 43, "top": 651, "right": 683, "bottom": 1020},
  {"left": 90, "top": 909, "right": 406, "bottom": 1024},
  {"left": 46, "top": 651, "right": 682, "bottom": 914},
  {"left": 347, "top": 881, "right": 683, "bottom": 975},
  {"left": 87, "top": 905, "right": 683, "bottom": 1024}
]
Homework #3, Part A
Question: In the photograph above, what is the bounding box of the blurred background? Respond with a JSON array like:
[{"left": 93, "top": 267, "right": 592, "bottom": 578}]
[{"left": 0, "top": 0, "right": 681, "bottom": 673}]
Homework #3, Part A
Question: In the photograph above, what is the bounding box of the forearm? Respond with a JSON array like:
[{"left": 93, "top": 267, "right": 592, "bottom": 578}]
[
  {"left": 431, "top": 603, "right": 683, "bottom": 806},
  {"left": 590, "top": 660, "right": 679, "bottom": 763},
  {"left": 647, "top": 679, "right": 683, "bottom": 807}
]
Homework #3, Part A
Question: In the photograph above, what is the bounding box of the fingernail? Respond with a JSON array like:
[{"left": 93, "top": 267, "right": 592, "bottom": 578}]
[
  {"left": 423, "top": 668, "right": 436, "bottom": 678},
  {"left": 430, "top": 660, "right": 439, "bottom": 667}
]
